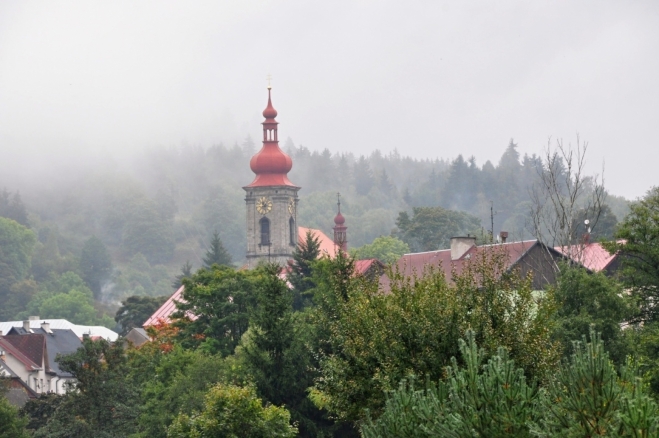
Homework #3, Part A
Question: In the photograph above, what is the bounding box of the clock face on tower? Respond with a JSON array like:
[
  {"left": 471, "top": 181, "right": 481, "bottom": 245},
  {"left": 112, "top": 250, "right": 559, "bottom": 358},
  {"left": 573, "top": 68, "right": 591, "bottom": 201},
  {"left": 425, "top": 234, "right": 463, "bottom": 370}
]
[
  {"left": 288, "top": 199, "right": 295, "bottom": 215},
  {"left": 256, "top": 197, "right": 272, "bottom": 215}
]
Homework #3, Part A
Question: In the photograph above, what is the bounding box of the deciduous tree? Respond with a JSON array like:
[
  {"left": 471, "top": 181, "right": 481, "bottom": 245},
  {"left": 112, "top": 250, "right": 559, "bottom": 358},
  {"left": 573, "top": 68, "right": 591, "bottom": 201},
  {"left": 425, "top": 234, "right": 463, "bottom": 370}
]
[
  {"left": 605, "top": 186, "right": 659, "bottom": 322},
  {"left": 351, "top": 235, "right": 409, "bottom": 264},
  {"left": 174, "top": 265, "right": 259, "bottom": 356},
  {"left": 167, "top": 384, "right": 297, "bottom": 438}
]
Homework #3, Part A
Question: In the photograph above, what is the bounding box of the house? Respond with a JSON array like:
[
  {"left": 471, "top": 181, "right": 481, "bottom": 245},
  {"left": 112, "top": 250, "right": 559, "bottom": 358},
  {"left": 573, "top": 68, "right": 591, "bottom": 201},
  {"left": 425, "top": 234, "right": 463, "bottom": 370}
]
[
  {"left": 0, "top": 320, "right": 83, "bottom": 395},
  {"left": 380, "top": 235, "right": 568, "bottom": 292},
  {"left": 124, "top": 327, "right": 150, "bottom": 347},
  {"left": 0, "top": 333, "right": 51, "bottom": 395}
]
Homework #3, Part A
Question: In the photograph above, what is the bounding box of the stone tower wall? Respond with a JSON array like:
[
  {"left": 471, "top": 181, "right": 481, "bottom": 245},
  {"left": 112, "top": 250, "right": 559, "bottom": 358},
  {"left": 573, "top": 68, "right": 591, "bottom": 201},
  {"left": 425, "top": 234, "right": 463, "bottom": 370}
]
[{"left": 245, "top": 185, "right": 299, "bottom": 268}]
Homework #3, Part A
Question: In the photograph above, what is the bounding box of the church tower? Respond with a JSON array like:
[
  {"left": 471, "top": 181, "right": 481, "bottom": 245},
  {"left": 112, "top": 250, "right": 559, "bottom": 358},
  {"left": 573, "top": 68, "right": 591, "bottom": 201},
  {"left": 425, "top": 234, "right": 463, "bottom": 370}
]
[{"left": 244, "top": 86, "right": 300, "bottom": 268}]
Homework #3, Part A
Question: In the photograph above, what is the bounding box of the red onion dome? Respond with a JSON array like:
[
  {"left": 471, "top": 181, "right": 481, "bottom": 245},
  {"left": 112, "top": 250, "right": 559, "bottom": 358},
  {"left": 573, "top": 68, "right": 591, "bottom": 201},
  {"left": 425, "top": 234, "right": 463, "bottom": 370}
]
[
  {"left": 334, "top": 211, "right": 345, "bottom": 225},
  {"left": 250, "top": 145, "right": 293, "bottom": 175},
  {"left": 262, "top": 88, "right": 278, "bottom": 119}
]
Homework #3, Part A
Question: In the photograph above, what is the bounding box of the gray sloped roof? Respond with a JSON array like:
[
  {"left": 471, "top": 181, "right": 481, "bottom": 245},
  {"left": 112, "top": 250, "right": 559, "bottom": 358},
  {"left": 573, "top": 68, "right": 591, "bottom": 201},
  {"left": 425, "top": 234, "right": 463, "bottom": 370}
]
[{"left": 42, "top": 329, "right": 82, "bottom": 377}]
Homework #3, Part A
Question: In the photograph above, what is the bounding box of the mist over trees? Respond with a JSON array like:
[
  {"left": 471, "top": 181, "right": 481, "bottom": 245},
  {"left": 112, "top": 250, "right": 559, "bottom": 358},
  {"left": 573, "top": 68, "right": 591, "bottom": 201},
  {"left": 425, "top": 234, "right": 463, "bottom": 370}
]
[{"left": 0, "top": 137, "right": 629, "bottom": 325}]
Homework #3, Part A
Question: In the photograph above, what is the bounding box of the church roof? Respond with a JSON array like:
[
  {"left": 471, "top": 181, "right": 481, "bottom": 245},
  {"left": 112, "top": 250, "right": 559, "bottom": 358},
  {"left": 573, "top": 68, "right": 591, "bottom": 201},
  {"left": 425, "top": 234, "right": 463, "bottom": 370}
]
[
  {"left": 144, "top": 226, "right": 340, "bottom": 329},
  {"left": 298, "top": 226, "right": 337, "bottom": 258}
]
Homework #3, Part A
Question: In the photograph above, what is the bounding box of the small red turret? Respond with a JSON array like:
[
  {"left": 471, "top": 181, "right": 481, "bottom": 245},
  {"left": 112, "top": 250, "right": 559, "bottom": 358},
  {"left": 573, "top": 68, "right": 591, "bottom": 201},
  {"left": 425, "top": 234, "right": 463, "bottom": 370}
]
[{"left": 333, "top": 193, "right": 347, "bottom": 252}]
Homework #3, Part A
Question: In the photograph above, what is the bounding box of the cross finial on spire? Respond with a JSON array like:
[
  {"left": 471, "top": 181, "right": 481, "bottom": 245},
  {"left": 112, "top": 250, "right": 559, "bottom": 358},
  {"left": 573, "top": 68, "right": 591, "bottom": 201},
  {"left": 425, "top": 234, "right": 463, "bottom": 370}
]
[
  {"left": 266, "top": 74, "right": 272, "bottom": 90},
  {"left": 337, "top": 192, "right": 341, "bottom": 213}
]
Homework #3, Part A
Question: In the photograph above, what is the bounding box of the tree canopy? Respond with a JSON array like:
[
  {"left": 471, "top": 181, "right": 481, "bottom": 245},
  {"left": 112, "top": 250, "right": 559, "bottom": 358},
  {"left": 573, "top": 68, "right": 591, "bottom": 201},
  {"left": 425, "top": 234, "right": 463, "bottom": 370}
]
[
  {"left": 395, "top": 206, "right": 482, "bottom": 252},
  {"left": 350, "top": 235, "right": 409, "bottom": 264}
]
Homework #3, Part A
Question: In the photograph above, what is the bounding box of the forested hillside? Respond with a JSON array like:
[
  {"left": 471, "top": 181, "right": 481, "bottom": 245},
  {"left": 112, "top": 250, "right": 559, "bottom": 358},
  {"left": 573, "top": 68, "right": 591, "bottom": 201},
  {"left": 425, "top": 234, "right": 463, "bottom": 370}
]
[{"left": 0, "top": 138, "right": 629, "bottom": 323}]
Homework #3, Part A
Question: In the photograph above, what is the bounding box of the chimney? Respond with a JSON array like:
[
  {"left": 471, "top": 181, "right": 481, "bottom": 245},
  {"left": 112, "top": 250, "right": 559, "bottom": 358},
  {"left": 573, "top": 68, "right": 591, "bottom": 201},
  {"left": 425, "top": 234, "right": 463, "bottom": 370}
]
[
  {"left": 82, "top": 333, "right": 90, "bottom": 340},
  {"left": 499, "top": 231, "right": 508, "bottom": 243},
  {"left": 450, "top": 236, "right": 476, "bottom": 261},
  {"left": 41, "top": 322, "right": 52, "bottom": 334},
  {"left": 23, "top": 320, "right": 31, "bottom": 332}
]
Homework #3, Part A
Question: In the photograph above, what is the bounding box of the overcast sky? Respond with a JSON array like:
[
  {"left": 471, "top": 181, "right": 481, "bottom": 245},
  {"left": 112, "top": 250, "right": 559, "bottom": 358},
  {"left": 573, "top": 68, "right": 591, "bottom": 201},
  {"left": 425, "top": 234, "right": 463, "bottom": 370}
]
[{"left": 1, "top": 1, "right": 657, "bottom": 199}]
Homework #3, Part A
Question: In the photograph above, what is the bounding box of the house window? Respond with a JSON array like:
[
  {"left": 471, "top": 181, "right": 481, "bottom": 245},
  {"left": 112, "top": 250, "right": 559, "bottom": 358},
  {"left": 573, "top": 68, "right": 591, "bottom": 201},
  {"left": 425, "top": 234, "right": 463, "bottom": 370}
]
[
  {"left": 289, "top": 217, "right": 295, "bottom": 246},
  {"left": 260, "top": 217, "right": 270, "bottom": 246}
]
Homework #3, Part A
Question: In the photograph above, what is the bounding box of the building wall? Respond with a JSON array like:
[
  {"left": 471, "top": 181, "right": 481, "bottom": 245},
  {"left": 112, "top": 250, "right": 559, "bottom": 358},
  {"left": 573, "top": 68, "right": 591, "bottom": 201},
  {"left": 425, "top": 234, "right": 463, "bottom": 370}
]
[
  {"left": 245, "top": 185, "right": 299, "bottom": 268},
  {"left": 515, "top": 244, "right": 563, "bottom": 290},
  {"left": 1, "top": 354, "right": 48, "bottom": 394}
]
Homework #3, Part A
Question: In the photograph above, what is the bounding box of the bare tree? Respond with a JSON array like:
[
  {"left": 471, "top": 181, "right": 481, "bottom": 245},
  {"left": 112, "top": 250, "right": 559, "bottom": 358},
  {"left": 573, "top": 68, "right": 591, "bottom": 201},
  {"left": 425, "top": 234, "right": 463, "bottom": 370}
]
[{"left": 529, "top": 136, "right": 606, "bottom": 269}]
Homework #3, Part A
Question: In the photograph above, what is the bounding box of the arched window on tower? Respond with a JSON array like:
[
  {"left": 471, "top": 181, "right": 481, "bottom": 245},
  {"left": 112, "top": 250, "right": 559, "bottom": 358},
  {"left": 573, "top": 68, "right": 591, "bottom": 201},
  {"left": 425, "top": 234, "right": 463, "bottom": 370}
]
[
  {"left": 260, "top": 217, "right": 270, "bottom": 246},
  {"left": 289, "top": 217, "right": 295, "bottom": 246}
]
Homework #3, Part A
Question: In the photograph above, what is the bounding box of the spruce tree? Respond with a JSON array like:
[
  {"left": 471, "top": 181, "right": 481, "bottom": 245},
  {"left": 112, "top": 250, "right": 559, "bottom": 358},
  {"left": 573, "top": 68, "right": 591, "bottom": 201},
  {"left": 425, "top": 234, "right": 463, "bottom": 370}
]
[
  {"left": 288, "top": 230, "right": 320, "bottom": 310},
  {"left": 243, "top": 264, "right": 327, "bottom": 437},
  {"left": 171, "top": 260, "right": 193, "bottom": 289},
  {"left": 203, "top": 231, "right": 232, "bottom": 268}
]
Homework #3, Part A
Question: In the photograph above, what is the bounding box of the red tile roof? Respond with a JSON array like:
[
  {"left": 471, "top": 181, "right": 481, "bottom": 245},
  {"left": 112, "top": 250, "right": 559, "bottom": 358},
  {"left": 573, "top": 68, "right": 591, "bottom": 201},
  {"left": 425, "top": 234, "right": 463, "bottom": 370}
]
[
  {"left": 554, "top": 242, "right": 618, "bottom": 272},
  {"left": 298, "top": 227, "right": 337, "bottom": 258},
  {"left": 145, "top": 227, "right": 339, "bottom": 328},
  {"left": 394, "top": 240, "right": 539, "bottom": 279},
  {"left": 379, "top": 240, "right": 546, "bottom": 291},
  {"left": 0, "top": 335, "right": 45, "bottom": 371},
  {"left": 354, "top": 258, "right": 383, "bottom": 275},
  {"left": 143, "top": 286, "right": 197, "bottom": 328}
]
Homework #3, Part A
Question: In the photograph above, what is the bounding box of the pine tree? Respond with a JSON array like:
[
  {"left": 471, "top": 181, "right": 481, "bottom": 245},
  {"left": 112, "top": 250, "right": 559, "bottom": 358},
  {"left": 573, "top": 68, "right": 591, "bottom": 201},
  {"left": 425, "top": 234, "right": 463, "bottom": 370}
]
[
  {"left": 171, "top": 260, "right": 193, "bottom": 289},
  {"left": 536, "top": 330, "right": 659, "bottom": 437},
  {"left": 243, "top": 264, "right": 324, "bottom": 437},
  {"left": 288, "top": 230, "right": 320, "bottom": 310},
  {"left": 203, "top": 231, "right": 232, "bottom": 268}
]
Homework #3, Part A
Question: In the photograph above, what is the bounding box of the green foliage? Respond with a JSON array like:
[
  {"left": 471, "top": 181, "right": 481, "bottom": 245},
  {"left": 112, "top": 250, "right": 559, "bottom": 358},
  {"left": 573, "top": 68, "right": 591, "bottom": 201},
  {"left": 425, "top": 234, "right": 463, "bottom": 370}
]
[
  {"left": 79, "top": 235, "right": 113, "bottom": 298},
  {"left": 0, "top": 217, "right": 36, "bottom": 319},
  {"left": 1, "top": 279, "right": 39, "bottom": 320},
  {"left": 109, "top": 253, "right": 174, "bottom": 302},
  {"left": 288, "top": 230, "right": 321, "bottom": 310},
  {"left": 20, "top": 393, "right": 63, "bottom": 433},
  {"left": 175, "top": 265, "right": 259, "bottom": 356},
  {"left": 17, "top": 271, "right": 114, "bottom": 327},
  {"left": 172, "top": 260, "right": 193, "bottom": 290},
  {"left": 552, "top": 264, "right": 634, "bottom": 364},
  {"left": 395, "top": 206, "right": 481, "bottom": 252},
  {"left": 31, "top": 227, "right": 77, "bottom": 283},
  {"left": 0, "top": 189, "right": 29, "bottom": 227},
  {"left": 534, "top": 331, "right": 659, "bottom": 437},
  {"left": 33, "top": 338, "right": 139, "bottom": 438},
  {"left": 364, "top": 330, "right": 659, "bottom": 438},
  {"left": 129, "top": 342, "right": 249, "bottom": 438},
  {"left": 121, "top": 197, "right": 175, "bottom": 265},
  {"left": 351, "top": 235, "right": 410, "bottom": 264},
  {"left": 115, "top": 295, "right": 168, "bottom": 336},
  {"left": 362, "top": 331, "right": 542, "bottom": 438},
  {"left": 312, "top": 247, "right": 559, "bottom": 422},
  {"left": 242, "top": 264, "right": 330, "bottom": 436},
  {"left": 605, "top": 186, "right": 659, "bottom": 322},
  {"left": 202, "top": 230, "right": 232, "bottom": 268},
  {"left": 628, "top": 322, "right": 659, "bottom": 398},
  {"left": 167, "top": 383, "right": 297, "bottom": 438},
  {"left": 0, "top": 381, "right": 29, "bottom": 438}
]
